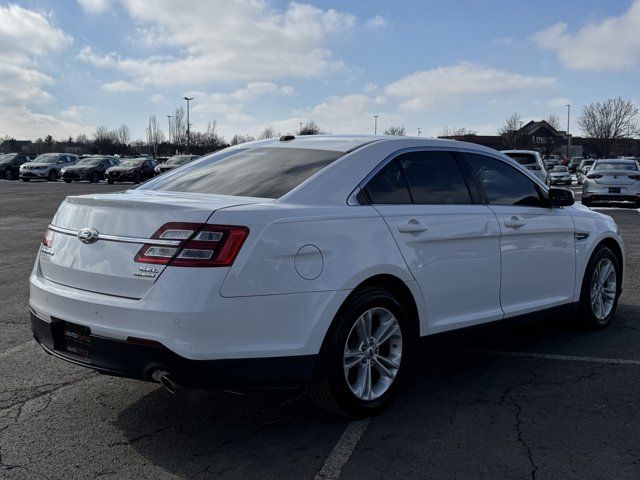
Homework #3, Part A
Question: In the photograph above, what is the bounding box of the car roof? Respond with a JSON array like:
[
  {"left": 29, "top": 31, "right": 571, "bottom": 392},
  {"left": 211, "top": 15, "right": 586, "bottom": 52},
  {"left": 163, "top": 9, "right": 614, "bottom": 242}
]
[
  {"left": 500, "top": 150, "right": 539, "bottom": 155},
  {"left": 595, "top": 158, "right": 637, "bottom": 162}
]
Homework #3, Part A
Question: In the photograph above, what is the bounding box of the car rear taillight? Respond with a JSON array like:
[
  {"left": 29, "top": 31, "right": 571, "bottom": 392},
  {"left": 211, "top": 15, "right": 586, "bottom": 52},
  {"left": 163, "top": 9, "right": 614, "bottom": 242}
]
[
  {"left": 42, "top": 229, "right": 55, "bottom": 248},
  {"left": 587, "top": 173, "right": 603, "bottom": 179},
  {"left": 135, "top": 222, "right": 249, "bottom": 267},
  {"left": 629, "top": 174, "right": 640, "bottom": 180}
]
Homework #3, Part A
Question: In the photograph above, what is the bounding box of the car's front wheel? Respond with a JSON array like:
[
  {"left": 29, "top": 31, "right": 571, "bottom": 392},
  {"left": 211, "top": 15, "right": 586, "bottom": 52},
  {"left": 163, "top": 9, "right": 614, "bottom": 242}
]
[
  {"left": 577, "top": 245, "right": 621, "bottom": 329},
  {"left": 4, "top": 169, "right": 14, "bottom": 180},
  {"left": 48, "top": 170, "right": 57, "bottom": 182},
  {"left": 309, "top": 287, "right": 413, "bottom": 417}
]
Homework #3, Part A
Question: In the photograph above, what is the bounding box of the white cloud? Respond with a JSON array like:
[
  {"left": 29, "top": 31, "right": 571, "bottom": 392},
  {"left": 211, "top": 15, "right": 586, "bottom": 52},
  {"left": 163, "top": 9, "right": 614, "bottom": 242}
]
[
  {"left": 366, "top": 15, "right": 388, "bottom": 28},
  {"left": 102, "top": 80, "right": 141, "bottom": 92},
  {"left": 533, "top": 0, "right": 640, "bottom": 70},
  {"left": 149, "top": 93, "right": 166, "bottom": 103},
  {"left": 385, "top": 62, "right": 557, "bottom": 111},
  {"left": 60, "top": 105, "right": 90, "bottom": 119},
  {"left": 77, "top": 0, "right": 112, "bottom": 13},
  {"left": 78, "top": 0, "right": 356, "bottom": 86},
  {"left": 0, "top": 106, "right": 93, "bottom": 139},
  {"left": 546, "top": 97, "right": 571, "bottom": 108},
  {"left": 0, "top": 5, "right": 71, "bottom": 106}
]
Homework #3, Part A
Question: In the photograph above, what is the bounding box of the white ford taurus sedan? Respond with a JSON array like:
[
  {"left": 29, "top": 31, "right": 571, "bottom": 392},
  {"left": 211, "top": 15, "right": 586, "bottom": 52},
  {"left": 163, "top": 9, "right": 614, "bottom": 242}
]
[{"left": 30, "top": 136, "right": 624, "bottom": 417}]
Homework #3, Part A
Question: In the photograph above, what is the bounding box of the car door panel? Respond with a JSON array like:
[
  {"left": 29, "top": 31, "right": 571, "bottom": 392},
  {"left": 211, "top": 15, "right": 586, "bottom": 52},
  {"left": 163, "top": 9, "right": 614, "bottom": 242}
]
[{"left": 376, "top": 204, "right": 503, "bottom": 330}]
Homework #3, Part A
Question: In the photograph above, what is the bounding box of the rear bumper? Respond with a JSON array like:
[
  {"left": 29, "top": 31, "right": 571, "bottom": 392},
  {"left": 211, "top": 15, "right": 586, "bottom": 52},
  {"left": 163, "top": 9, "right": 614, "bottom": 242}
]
[{"left": 31, "top": 311, "right": 317, "bottom": 388}]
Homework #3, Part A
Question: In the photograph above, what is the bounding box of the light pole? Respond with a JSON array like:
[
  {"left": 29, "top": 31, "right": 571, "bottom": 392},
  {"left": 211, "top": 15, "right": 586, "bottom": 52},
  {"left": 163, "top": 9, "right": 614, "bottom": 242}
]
[
  {"left": 566, "top": 104, "right": 571, "bottom": 159},
  {"left": 166, "top": 115, "right": 172, "bottom": 156},
  {"left": 183, "top": 97, "right": 194, "bottom": 153},
  {"left": 373, "top": 115, "right": 379, "bottom": 135}
]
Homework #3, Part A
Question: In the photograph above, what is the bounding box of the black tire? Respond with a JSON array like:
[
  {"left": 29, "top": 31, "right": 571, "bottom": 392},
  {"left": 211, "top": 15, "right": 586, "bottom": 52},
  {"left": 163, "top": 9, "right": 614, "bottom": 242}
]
[
  {"left": 90, "top": 171, "right": 100, "bottom": 183},
  {"left": 309, "top": 287, "right": 413, "bottom": 417},
  {"left": 63, "top": 179, "right": 72, "bottom": 183},
  {"left": 133, "top": 173, "right": 141, "bottom": 184},
  {"left": 582, "top": 198, "right": 591, "bottom": 207},
  {"left": 48, "top": 170, "right": 57, "bottom": 182},
  {"left": 576, "top": 246, "right": 621, "bottom": 329},
  {"left": 4, "top": 169, "right": 14, "bottom": 180},
  {"left": 107, "top": 179, "right": 114, "bottom": 185},
  {"left": 21, "top": 178, "right": 30, "bottom": 182}
]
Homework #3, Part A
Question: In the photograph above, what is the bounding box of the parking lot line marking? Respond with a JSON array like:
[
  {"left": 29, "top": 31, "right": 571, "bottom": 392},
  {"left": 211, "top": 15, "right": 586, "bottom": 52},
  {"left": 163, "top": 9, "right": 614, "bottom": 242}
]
[
  {"left": 448, "top": 348, "right": 640, "bottom": 366},
  {"left": 314, "top": 418, "right": 370, "bottom": 480}
]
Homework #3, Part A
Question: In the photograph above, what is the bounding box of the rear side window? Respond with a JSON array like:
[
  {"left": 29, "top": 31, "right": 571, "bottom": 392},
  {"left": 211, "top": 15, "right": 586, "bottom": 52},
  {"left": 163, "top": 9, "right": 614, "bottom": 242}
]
[
  {"left": 142, "top": 147, "right": 343, "bottom": 198},
  {"left": 397, "top": 151, "right": 471, "bottom": 204},
  {"left": 365, "top": 160, "right": 411, "bottom": 204},
  {"left": 465, "top": 153, "right": 544, "bottom": 207},
  {"left": 503, "top": 153, "right": 536, "bottom": 165}
]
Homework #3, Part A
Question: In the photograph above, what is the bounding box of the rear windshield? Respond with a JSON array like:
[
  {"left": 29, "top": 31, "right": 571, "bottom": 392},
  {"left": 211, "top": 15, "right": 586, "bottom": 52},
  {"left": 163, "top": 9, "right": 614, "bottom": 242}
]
[
  {"left": 141, "top": 147, "right": 343, "bottom": 198},
  {"left": 552, "top": 166, "right": 568, "bottom": 172},
  {"left": 504, "top": 153, "right": 536, "bottom": 165},
  {"left": 165, "top": 155, "right": 194, "bottom": 166},
  {"left": 594, "top": 161, "right": 638, "bottom": 171}
]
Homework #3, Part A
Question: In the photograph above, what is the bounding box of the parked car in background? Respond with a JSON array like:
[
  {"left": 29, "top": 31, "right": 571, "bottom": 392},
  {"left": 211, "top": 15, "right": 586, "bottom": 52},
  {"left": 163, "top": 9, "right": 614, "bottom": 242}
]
[
  {"left": 547, "top": 165, "right": 572, "bottom": 185},
  {"left": 105, "top": 157, "right": 156, "bottom": 184},
  {"left": 545, "top": 154, "right": 560, "bottom": 169},
  {"left": 568, "top": 157, "right": 583, "bottom": 173},
  {"left": 61, "top": 156, "right": 119, "bottom": 183},
  {"left": 582, "top": 159, "right": 640, "bottom": 207},
  {"left": 0, "top": 153, "right": 34, "bottom": 180},
  {"left": 19, "top": 153, "right": 78, "bottom": 182},
  {"left": 501, "top": 150, "right": 547, "bottom": 182},
  {"left": 154, "top": 155, "right": 198, "bottom": 175},
  {"left": 577, "top": 159, "right": 596, "bottom": 184},
  {"left": 30, "top": 136, "right": 624, "bottom": 417}
]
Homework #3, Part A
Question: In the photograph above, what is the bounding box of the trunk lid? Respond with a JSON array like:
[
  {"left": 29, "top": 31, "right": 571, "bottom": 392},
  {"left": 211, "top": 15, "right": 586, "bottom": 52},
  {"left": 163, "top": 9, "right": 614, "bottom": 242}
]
[
  {"left": 39, "top": 190, "right": 263, "bottom": 298},
  {"left": 593, "top": 170, "right": 637, "bottom": 185}
]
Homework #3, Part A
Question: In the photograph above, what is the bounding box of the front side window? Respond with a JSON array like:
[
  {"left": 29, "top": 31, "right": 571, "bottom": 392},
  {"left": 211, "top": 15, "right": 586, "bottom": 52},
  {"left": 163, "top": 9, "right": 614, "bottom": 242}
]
[
  {"left": 142, "top": 147, "right": 343, "bottom": 199},
  {"left": 397, "top": 151, "right": 471, "bottom": 204},
  {"left": 465, "top": 153, "right": 544, "bottom": 207}
]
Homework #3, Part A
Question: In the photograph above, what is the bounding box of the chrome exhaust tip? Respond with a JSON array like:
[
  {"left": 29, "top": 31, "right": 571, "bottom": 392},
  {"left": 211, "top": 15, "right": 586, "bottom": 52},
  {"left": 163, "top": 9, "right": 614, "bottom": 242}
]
[{"left": 151, "top": 370, "right": 176, "bottom": 394}]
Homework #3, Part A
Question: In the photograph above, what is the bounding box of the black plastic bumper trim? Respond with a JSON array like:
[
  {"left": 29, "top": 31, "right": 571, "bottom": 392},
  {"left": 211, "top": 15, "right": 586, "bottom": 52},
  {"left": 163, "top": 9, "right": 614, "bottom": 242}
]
[{"left": 30, "top": 311, "right": 317, "bottom": 388}]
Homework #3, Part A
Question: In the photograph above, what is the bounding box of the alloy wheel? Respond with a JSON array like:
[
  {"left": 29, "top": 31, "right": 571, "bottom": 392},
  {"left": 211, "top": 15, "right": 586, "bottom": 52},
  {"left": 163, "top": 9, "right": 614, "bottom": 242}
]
[
  {"left": 590, "top": 258, "right": 617, "bottom": 321},
  {"left": 343, "top": 307, "right": 403, "bottom": 401}
]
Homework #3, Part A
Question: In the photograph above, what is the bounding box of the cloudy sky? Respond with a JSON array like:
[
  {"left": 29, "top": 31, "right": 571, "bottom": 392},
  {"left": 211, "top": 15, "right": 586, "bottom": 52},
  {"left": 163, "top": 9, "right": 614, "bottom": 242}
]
[{"left": 2, "top": 0, "right": 639, "bottom": 141}]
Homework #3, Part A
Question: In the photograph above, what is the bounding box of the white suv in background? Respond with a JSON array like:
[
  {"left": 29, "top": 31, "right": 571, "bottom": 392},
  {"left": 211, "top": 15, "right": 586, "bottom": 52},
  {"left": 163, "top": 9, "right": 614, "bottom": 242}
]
[
  {"left": 20, "top": 153, "right": 78, "bottom": 182},
  {"left": 501, "top": 150, "right": 548, "bottom": 182},
  {"left": 30, "top": 136, "right": 624, "bottom": 417}
]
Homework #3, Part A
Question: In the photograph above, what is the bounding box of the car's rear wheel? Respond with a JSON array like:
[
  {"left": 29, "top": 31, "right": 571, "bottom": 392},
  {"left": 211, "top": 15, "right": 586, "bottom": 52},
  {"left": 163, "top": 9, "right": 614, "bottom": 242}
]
[
  {"left": 21, "top": 178, "right": 30, "bottom": 182},
  {"left": 133, "top": 173, "right": 141, "bottom": 184},
  {"left": 309, "top": 287, "right": 413, "bottom": 417},
  {"left": 63, "top": 179, "right": 72, "bottom": 183},
  {"left": 107, "top": 179, "right": 114, "bottom": 185},
  {"left": 582, "top": 197, "right": 591, "bottom": 207},
  {"left": 48, "top": 170, "right": 57, "bottom": 182},
  {"left": 577, "top": 246, "right": 621, "bottom": 329},
  {"left": 90, "top": 171, "right": 100, "bottom": 183}
]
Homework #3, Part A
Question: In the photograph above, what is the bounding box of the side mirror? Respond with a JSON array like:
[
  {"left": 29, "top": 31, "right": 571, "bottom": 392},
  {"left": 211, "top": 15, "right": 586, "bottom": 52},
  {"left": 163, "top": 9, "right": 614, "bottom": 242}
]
[{"left": 548, "top": 187, "right": 574, "bottom": 207}]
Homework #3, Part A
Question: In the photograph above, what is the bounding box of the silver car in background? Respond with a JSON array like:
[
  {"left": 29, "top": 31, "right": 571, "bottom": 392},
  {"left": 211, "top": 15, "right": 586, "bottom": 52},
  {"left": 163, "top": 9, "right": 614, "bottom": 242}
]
[
  {"left": 19, "top": 153, "right": 78, "bottom": 182},
  {"left": 501, "top": 150, "right": 547, "bottom": 182},
  {"left": 582, "top": 159, "right": 640, "bottom": 207},
  {"left": 547, "top": 165, "right": 572, "bottom": 185},
  {"left": 577, "top": 159, "right": 596, "bottom": 184}
]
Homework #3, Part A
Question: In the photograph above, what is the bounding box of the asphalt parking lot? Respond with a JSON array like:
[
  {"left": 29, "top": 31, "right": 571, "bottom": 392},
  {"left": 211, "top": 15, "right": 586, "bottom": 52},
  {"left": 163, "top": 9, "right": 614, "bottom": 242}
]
[{"left": 1, "top": 179, "right": 640, "bottom": 479}]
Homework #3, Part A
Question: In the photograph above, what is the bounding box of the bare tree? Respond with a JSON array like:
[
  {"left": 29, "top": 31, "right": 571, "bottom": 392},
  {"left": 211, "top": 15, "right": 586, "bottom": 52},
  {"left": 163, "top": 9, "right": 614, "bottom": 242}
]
[
  {"left": 94, "top": 125, "right": 116, "bottom": 154},
  {"left": 383, "top": 126, "right": 406, "bottom": 136},
  {"left": 546, "top": 114, "right": 561, "bottom": 130},
  {"left": 299, "top": 121, "right": 324, "bottom": 135},
  {"left": 146, "top": 115, "right": 164, "bottom": 158},
  {"left": 172, "top": 106, "right": 186, "bottom": 148},
  {"left": 230, "top": 134, "right": 256, "bottom": 145},
  {"left": 259, "top": 126, "right": 279, "bottom": 139},
  {"left": 75, "top": 134, "right": 89, "bottom": 144},
  {"left": 202, "top": 120, "right": 226, "bottom": 151},
  {"left": 498, "top": 112, "right": 524, "bottom": 149},
  {"left": 440, "top": 126, "right": 478, "bottom": 137},
  {"left": 114, "top": 124, "right": 131, "bottom": 155},
  {"left": 577, "top": 97, "right": 640, "bottom": 158}
]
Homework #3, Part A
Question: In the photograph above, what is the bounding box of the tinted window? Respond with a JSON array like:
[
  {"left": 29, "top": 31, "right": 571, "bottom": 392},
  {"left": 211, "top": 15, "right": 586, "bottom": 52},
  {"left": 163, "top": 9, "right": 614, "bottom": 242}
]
[
  {"left": 465, "top": 153, "right": 544, "bottom": 207},
  {"left": 594, "top": 161, "right": 638, "bottom": 171},
  {"left": 503, "top": 153, "right": 537, "bottom": 166},
  {"left": 365, "top": 160, "right": 411, "bottom": 204},
  {"left": 398, "top": 151, "right": 471, "bottom": 204},
  {"left": 142, "top": 147, "right": 343, "bottom": 198}
]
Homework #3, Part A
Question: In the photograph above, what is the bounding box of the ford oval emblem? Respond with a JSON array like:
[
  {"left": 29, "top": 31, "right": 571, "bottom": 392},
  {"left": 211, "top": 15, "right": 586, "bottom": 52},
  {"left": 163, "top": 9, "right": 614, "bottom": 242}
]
[{"left": 77, "top": 227, "right": 99, "bottom": 244}]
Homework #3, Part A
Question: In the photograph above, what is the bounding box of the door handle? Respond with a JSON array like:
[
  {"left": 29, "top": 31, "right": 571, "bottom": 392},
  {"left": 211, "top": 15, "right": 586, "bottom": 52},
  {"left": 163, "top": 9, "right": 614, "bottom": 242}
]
[
  {"left": 398, "top": 221, "right": 429, "bottom": 233},
  {"left": 504, "top": 216, "right": 526, "bottom": 229}
]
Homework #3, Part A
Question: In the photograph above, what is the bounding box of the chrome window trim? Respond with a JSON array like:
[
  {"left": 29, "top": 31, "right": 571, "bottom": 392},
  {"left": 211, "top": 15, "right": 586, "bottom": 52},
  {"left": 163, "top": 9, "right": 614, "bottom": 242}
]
[{"left": 48, "top": 225, "right": 182, "bottom": 246}]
